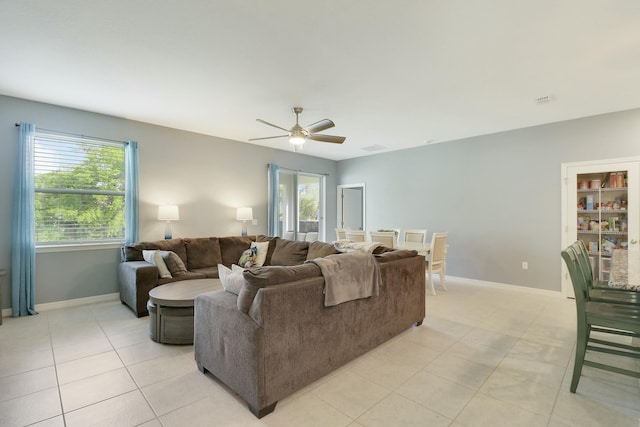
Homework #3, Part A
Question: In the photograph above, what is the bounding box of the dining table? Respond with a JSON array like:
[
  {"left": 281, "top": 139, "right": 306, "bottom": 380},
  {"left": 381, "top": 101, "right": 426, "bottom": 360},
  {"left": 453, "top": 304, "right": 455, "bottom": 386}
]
[
  {"left": 395, "top": 242, "right": 431, "bottom": 255},
  {"left": 608, "top": 249, "right": 640, "bottom": 292}
]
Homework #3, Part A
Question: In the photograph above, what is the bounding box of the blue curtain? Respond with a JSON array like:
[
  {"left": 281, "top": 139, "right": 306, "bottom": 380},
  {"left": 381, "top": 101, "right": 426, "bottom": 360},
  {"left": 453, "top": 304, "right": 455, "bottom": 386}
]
[
  {"left": 12, "top": 123, "right": 37, "bottom": 316},
  {"left": 124, "top": 141, "right": 139, "bottom": 244},
  {"left": 267, "top": 163, "right": 280, "bottom": 236}
]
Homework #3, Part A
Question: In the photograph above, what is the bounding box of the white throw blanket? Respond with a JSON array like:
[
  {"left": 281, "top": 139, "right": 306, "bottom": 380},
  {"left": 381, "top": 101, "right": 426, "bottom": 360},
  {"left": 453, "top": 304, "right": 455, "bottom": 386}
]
[
  {"left": 308, "top": 252, "right": 381, "bottom": 306},
  {"left": 333, "top": 240, "right": 381, "bottom": 254}
]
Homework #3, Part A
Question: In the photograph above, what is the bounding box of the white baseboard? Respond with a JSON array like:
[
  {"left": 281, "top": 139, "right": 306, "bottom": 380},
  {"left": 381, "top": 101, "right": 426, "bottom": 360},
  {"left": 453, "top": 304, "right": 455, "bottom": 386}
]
[
  {"left": 2, "top": 293, "right": 119, "bottom": 318},
  {"left": 446, "top": 275, "right": 563, "bottom": 298}
]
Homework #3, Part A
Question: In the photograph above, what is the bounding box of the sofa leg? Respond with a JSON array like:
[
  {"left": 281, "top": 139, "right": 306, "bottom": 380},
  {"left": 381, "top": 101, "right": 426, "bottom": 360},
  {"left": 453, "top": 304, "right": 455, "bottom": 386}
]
[
  {"left": 249, "top": 402, "right": 277, "bottom": 418},
  {"left": 196, "top": 362, "right": 207, "bottom": 374},
  {"left": 415, "top": 319, "right": 423, "bottom": 326}
]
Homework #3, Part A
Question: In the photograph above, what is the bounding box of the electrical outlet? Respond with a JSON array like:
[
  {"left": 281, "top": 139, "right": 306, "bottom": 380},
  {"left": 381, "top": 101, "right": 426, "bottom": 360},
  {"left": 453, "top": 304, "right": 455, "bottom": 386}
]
[{"left": 522, "top": 261, "right": 528, "bottom": 270}]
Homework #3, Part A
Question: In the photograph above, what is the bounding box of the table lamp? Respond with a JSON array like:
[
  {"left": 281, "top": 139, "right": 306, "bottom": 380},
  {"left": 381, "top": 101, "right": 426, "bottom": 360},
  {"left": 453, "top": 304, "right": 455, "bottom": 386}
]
[
  {"left": 158, "top": 205, "right": 180, "bottom": 239},
  {"left": 236, "top": 207, "right": 253, "bottom": 236}
]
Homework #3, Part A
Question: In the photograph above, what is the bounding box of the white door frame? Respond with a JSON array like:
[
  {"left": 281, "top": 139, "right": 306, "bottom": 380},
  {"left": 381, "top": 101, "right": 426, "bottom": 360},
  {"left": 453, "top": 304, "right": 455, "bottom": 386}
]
[
  {"left": 337, "top": 183, "right": 366, "bottom": 232},
  {"left": 561, "top": 156, "right": 640, "bottom": 297}
]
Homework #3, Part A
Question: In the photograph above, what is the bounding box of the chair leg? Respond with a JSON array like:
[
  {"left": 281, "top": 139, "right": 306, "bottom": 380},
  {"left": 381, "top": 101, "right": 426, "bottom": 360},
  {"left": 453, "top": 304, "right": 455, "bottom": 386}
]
[
  {"left": 439, "top": 267, "right": 447, "bottom": 291},
  {"left": 570, "top": 321, "right": 589, "bottom": 393},
  {"left": 428, "top": 267, "right": 436, "bottom": 295}
]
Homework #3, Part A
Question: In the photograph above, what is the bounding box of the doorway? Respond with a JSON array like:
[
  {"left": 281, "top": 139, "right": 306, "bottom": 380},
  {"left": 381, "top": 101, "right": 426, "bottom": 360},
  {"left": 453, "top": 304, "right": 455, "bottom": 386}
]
[
  {"left": 277, "top": 170, "right": 325, "bottom": 241},
  {"left": 561, "top": 157, "right": 640, "bottom": 297},
  {"left": 337, "top": 183, "right": 365, "bottom": 232}
]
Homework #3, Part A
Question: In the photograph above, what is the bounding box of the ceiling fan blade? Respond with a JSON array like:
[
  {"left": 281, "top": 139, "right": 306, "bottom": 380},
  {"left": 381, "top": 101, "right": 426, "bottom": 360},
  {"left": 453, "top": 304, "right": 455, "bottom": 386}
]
[
  {"left": 305, "top": 119, "right": 335, "bottom": 134},
  {"left": 307, "top": 134, "right": 346, "bottom": 144},
  {"left": 248, "top": 134, "right": 289, "bottom": 141},
  {"left": 256, "top": 119, "right": 290, "bottom": 133}
]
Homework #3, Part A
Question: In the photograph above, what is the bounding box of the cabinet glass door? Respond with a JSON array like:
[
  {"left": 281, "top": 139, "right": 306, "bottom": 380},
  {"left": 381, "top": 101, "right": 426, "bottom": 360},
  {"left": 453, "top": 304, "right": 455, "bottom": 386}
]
[{"left": 565, "top": 160, "right": 639, "bottom": 297}]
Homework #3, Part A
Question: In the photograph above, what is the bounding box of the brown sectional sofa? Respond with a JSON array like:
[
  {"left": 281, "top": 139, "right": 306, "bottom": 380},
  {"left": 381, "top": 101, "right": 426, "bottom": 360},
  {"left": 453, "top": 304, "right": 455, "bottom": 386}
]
[
  {"left": 118, "top": 235, "right": 339, "bottom": 317},
  {"left": 194, "top": 245, "right": 426, "bottom": 418},
  {"left": 119, "top": 234, "right": 426, "bottom": 418}
]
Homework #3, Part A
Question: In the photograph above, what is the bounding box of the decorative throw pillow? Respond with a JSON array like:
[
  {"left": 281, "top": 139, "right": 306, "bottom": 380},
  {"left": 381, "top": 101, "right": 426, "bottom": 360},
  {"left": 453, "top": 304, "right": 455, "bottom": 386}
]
[
  {"left": 218, "top": 264, "right": 245, "bottom": 295},
  {"left": 231, "top": 264, "right": 245, "bottom": 273},
  {"left": 250, "top": 241, "right": 269, "bottom": 267},
  {"left": 142, "top": 250, "right": 172, "bottom": 279},
  {"left": 238, "top": 247, "right": 258, "bottom": 268},
  {"left": 158, "top": 251, "right": 187, "bottom": 277}
]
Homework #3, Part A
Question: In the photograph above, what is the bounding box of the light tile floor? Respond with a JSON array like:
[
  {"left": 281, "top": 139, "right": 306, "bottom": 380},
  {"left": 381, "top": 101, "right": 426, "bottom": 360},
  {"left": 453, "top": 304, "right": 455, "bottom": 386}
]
[{"left": 1, "top": 279, "right": 639, "bottom": 427}]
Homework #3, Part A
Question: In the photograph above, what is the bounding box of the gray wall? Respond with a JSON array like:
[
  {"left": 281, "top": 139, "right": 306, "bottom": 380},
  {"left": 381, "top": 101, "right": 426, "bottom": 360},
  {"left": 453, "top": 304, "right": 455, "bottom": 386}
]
[
  {"left": 0, "top": 95, "right": 337, "bottom": 308},
  {"left": 2, "top": 94, "right": 639, "bottom": 309},
  {"left": 338, "top": 108, "right": 640, "bottom": 291}
]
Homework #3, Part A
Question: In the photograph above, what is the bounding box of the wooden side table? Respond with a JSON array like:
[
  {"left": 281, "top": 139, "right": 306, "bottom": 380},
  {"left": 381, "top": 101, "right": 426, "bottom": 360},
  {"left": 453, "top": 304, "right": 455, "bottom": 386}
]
[
  {"left": 148, "top": 278, "right": 222, "bottom": 344},
  {"left": 0, "top": 269, "right": 6, "bottom": 325}
]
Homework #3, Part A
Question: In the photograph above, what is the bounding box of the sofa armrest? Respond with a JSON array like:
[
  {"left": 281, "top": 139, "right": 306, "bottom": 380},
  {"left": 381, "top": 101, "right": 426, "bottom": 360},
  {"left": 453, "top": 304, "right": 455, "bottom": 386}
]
[
  {"left": 118, "top": 261, "right": 159, "bottom": 316},
  {"left": 194, "top": 291, "right": 263, "bottom": 411}
]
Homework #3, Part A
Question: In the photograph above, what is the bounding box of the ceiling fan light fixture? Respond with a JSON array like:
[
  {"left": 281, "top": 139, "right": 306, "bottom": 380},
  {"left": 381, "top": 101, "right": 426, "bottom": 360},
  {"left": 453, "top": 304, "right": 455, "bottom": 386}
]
[
  {"left": 289, "top": 128, "right": 306, "bottom": 145},
  {"left": 289, "top": 136, "right": 305, "bottom": 145}
]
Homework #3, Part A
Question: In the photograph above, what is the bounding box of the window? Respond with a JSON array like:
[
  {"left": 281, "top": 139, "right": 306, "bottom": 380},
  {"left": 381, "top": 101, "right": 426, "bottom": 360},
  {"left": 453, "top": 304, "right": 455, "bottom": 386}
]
[
  {"left": 34, "top": 133, "right": 126, "bottom": 245},
  {"left": 274, "top": 169, "right": 325, "bottom": 240}
]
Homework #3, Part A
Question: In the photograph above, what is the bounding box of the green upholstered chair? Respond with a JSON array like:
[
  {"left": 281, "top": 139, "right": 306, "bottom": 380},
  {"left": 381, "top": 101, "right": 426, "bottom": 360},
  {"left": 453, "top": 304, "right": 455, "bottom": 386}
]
[{"left": 561, "top": 244, "right": 640, "bottom": 393}]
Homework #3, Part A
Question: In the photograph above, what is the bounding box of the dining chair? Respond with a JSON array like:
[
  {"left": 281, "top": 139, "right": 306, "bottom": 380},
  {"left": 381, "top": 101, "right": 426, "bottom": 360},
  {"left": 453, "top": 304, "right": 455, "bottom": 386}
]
[
  {"left": 569, "top": 242, "right": 639, "bottom": 306},
  {"left": 369, "top": 231, "right": 397, "bottom": 248},
  {"left": 572, "top": 240, "right": 612, "bottom": 290},
  {"left": 426, "top": 232, "right": 448, "bottom": 295},
  {"left": 305, "top": 232, "right": 318, "bottom": 242},
  {"left": 403, "top": 229, "right": 427, "bottom": 244},
  {"left": 335, "top": 228, "right": 347, "bottom": 241},
  {"left": 345, "top": 230, "right": 366, "bottom": 242},
  {"left": 560, "top": 245, "right": 640, "bottom": 392}
]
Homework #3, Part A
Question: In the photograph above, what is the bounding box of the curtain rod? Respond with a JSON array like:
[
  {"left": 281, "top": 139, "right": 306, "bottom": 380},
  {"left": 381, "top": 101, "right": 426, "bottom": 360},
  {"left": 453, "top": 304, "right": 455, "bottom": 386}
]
[
  {"left": 268, "top": 163, "right": 329, "bottom": 176},
  {"left": 15, "top": 122, "right": 129, "bottom": 144}
]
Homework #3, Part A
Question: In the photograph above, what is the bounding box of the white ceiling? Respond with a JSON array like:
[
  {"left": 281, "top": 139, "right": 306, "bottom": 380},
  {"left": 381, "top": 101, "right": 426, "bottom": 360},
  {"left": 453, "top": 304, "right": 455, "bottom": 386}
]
[{"left": 1, "top": 1, "right": 639, "bottom": 161}]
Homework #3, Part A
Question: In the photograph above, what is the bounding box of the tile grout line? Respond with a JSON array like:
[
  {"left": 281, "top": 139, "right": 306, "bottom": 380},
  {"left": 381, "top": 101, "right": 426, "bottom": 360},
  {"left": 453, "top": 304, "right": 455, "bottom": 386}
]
[
  {"left": 46, "top": 311, "right": 67, "bottom": 426},
  {"left": 93, "top": 305, "right": 165, "bottom": 426}
]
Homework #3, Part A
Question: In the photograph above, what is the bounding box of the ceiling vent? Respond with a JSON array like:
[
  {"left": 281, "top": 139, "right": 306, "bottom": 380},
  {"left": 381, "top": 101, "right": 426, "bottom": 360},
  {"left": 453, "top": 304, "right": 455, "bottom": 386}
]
[
  {"left": 361, "top": 144, "right": 387, "bottom": 152},
  {"left": 536, "top": 95, "right": 553, "bottom": 105}
]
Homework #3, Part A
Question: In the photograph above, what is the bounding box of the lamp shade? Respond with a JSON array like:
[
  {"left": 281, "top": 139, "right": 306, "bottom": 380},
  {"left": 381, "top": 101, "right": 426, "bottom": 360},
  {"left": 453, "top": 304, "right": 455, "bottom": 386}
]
[
  {"left": 158, "top": 205, "right": 180, "bottom": 221},
  {"left": 236, "top": 207, "right": 253, "bottom": 221}
]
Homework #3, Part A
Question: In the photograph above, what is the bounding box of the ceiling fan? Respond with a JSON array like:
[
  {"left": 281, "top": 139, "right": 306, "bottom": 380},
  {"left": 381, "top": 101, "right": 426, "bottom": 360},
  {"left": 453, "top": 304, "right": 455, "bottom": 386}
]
[{"left": 249, "top": 107, "right": 346, "bottom": 148}]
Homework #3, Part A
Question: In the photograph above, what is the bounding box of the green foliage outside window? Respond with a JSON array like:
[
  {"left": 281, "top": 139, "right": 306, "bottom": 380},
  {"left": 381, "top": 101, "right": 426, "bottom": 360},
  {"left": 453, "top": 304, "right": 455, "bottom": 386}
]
[
  {"left": 34, "top": 140, "right": 125, "bottom": 243},
  {"left": 298, "top": 183, "right": 319, "bottom": 221}
]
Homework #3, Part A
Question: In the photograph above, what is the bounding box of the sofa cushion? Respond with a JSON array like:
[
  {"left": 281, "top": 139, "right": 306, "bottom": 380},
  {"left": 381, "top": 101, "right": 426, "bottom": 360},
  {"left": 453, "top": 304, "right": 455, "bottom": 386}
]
[
  {"left": 255, "top": 235, "right": 277, "bottom": 265},
  {"left": 159, "top": 251, "right": 188, "bottom": 277},
  {"left": 243, "top": 263, "right": 322, "bottom": 287},
  {"left": 237, "top": 263, "right": 322, "bottom": 313},
  {"left": 190, "top": 266, "right": 219, "bottom": 278},
  {"left": 158, "top": 270, "right": 206, "bottom": 285},
  {"left": 141, "top": 239, "right": 188, "bottom": 265},
  {"left": 184, "top": 237, "right": 222, "bottom": 269},
  {"left": 270, "top": 238, "right": 309, "bottom": 266},
  {"left": 122, "top": 244, "right": 144, "bottom": 261},
  {"left": 142, "top": 250, "right": 172, "bottom": 279},
  {"left": 307, "top": 241, "right": 339, "bottom": 260},
  {"left": 219, "top": 236, "right": 255, "bottom": 267},
  {"left": 251, "top": 241, "right": 270, "bottom": 267}
]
